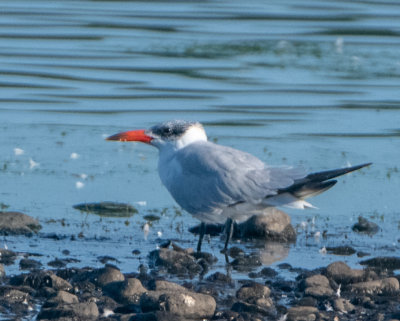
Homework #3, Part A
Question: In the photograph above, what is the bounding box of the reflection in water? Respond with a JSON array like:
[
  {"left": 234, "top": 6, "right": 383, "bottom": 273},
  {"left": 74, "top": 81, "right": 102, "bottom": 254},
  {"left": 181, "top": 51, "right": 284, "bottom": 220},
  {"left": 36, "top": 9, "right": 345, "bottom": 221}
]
[{"left": 259, "top": 242, "right": 290, "bottom": 266}]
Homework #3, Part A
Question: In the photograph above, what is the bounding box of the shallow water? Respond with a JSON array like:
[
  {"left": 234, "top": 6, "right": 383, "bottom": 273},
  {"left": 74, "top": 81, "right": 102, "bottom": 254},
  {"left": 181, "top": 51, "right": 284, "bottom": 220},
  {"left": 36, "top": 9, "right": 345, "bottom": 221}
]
[{"left": 1, "top": 0, "right": 400, "bottom": 277}]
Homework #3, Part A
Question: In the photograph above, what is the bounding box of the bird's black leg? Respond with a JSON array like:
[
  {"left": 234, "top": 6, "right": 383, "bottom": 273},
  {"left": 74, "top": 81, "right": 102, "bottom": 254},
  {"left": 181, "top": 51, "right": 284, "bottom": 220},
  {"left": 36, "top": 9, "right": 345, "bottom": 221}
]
[
  {"left": 222, "top": 218, "right": 234, "bottom": 252},
  {"left": 197, "top": 222, "right": 206, "bottom": 253}
]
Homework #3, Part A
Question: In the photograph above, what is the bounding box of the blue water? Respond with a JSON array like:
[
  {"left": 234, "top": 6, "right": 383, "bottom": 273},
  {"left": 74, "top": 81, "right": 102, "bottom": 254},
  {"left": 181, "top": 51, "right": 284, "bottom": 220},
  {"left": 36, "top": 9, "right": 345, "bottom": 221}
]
[{"left": 1, "top": 0, "right": 400, "bottom": 277}]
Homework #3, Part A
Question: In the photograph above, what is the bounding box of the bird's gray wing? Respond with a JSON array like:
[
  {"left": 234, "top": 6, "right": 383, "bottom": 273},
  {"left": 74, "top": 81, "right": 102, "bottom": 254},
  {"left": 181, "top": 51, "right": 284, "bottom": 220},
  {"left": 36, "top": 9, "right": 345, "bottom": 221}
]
[{"left": 162, "top": 141, "right": 305, "bottom": 217}]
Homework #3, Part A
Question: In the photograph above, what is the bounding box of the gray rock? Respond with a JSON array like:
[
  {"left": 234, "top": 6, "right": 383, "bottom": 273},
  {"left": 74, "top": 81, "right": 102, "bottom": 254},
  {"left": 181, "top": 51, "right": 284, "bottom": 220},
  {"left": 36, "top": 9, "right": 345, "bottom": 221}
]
[
  {"left": 333, "top": 298, "right": 355, "bottom": 313},
  {"left": 44, "top": 290, "right": 79, "bottom": 307},
  {"left": 238, "top": 208, "right": 296, "bottom": 242},
  {"left": 37, "top": 301, "right": 99, "bottom": 320},
  {"left": 10, "top": 271, "right": 72, "bottom": 291},
  {"left": 304, "top": 286, "right": 334, "bottom": 299},
  {"left": 149, "top": 248, "right": 202, "bottom": 275},
  {"left": 118, "top": 278, "right": 147, "bottom": 304},
  {"left": 0, "top": 263, "right": 5, "bottom": 278},
  {"left": 304, "top": 274, "right": 330, "bottom": 288},
  {"left": 231, "top": 301, "right": 273, "bottom": 316},
  {"left": 351, "top": 277, "right": 399, "bottom": 295},
  {"left": 287, "top": 306, "right": 318, "bottom": 321},
  {"left": 19, "top": 258, "right": 42, "bottom": 270},
  {"left": 236, "top": 283, "right": 271, "bottom": 303},
  {"left": 326, "top": 261, "right": 364, "bottom": 284},
  {"left": 95, "top": 265, "right": 125, "bottom": 287},
  {"left": 153, "top": 280, "right": 187, "bottom": 292},
  {"left": 360, "top": 256, "right": 400, "bottom": 270},
  {"left": 0, "top": 249, "right": 17, "bottom": 265},
  {"left": 352, "top": 216, "right": 379, "bottom": 235},
  {"left": 140, "top": 290, "right": 216, "bottom": 319},
  {"left": 0, "top": 211, "right": 41, "bottom": 236}
]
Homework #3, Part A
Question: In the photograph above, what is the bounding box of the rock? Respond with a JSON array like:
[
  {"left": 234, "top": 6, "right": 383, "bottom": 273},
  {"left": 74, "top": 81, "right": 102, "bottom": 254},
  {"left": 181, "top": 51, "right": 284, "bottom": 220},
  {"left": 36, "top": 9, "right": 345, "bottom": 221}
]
[
  {"left": 304, "top": 286, "right": 334, "bottom": 299},
  {"left": 304, "top": 274, "right": 330, "bottom": 288},
  {"left": 37, "top": 301, "right": 99, "bottom": 320},
  {"left": 351, "top": 277, "right": 399, "bottom": 295},
  {"left": 287, "top": 306, "right": 319, "bottom": 321},
  {"left": 352, "top": 216, "right": 379, "bottom": 235},
  {"left": 326, "top": 246, "right": 356, "bottom": 256},
  {"left": 0, "top": 264, "right": 5, "bottom": 278},
  {"left": 231, "top": 301, "right": 273, "bottom": 316},
  {"left": 43, "top": 290, "right": 79, "bottom": 307},
  {"left": 238, "top": 208, "right": 296, "bottom": 242},
  {"left": 19, "top": 258, "right": 42, "bottom": 270},
  {"left": 326, "top": 261, "right": 364, "bottom": 284},
  {"left": 333, "top": 298, "right": 355, "bottom": 313},
  {"left": 10, "top": 271, "right": 72, "bottom": 291},
  {"left": 189, "top": 223, "right": 223, "bottom": 236},
  {"left": 95, "top": 265, "right": 125, "bottom": 287},
  {"left": 231, "top": 253, "right": 262, "bottom": 272},
  {"left": 206, "top": 272, "right": 233, "bottom": 284},
  {"left": 0, "top": 211, "right": 41, "bottom": 236},
  {"left": 118, "top": 278, "right": 147, "bottom": 304},
  {"left": 153, "top": 280, "right": 187, "bottom": 292},
  {"left": 0, "top": 249, "right": 17, "bottom": 265},
  {"left": 149, "top": 248, "right": 202, "bottom": 275},
  {"left": 73, "top": 201, "right": 138, "bottom": 217},
  {"left": 360, "top": 256, "right": 400, "bottom": 270},
  {"left": 236, "top": 282, "right": 271, "bottom": 303},
  {"left": 140, "top": 290, "right": 216, "bottom": 319}
]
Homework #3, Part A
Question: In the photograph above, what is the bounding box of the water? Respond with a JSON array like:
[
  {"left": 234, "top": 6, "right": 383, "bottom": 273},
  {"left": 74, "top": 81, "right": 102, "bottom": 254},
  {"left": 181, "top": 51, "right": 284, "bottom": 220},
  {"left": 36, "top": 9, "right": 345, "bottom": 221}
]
[{"left": 1, "top": 0, "right": 400, "bottom": 277}]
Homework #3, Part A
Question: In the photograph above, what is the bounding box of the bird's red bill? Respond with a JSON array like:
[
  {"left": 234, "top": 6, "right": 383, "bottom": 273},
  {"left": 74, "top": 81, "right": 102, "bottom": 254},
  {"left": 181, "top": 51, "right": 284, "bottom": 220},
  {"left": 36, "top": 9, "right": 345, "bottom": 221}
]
[{"left": 106, "top": 129, "right": 152, "bottom": 143}]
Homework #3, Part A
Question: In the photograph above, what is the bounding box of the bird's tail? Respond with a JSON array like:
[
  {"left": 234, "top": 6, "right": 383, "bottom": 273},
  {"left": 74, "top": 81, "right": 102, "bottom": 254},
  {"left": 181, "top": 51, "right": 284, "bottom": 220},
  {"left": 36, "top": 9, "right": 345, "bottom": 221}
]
[{"left": 282, "top": 162, "right": 371, "bottom": 200}]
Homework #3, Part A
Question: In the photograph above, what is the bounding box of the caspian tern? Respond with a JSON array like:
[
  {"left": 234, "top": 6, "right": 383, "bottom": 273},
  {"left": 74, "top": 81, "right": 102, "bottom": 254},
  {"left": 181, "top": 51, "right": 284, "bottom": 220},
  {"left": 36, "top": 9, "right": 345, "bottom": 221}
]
[{"left": 107, "top": 120, "right": 371, "bottom": 252}]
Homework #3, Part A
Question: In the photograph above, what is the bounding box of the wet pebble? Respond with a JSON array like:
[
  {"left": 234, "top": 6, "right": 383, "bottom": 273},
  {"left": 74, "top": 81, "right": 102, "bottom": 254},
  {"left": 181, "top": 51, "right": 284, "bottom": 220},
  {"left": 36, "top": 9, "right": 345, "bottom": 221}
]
[
  {"left": 0, "top": 211, "right": 42, "bottom": 236},
  {"left": 37, "top": 301, "right": 99, "bottom": 320},
  {"left": 238, "top": 208, "right": 297, "bottom": 242},
  {"left": 360, "top": 256, "right": 400, "bottom": 271},
  {"left": 140, "top": 289, "right": 216, "bottom": 319},
  {"left": 19, "top": 258, "right": 42, "bottom": 270},
  {"left": 326, "top": 245, "right": 356, "bottom": 256},
  {"left": 149, "top": 247, "right": 204, "bottom": 275},
  {"left": 0, "top": 249, "right": 17, "bottom": 265},
  {"left": 95, "top": 265, "right": 125, "bottom": 287},
  {"left": 352, "top": 216, "right": 379, "bottom": 235}
]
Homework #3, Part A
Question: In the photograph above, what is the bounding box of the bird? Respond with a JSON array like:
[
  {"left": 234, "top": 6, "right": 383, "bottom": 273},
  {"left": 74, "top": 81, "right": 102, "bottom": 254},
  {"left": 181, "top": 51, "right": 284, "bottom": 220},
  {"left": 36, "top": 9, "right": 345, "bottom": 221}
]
[{"left": 107, "top": 120, "right": 371, "bottom": 252}]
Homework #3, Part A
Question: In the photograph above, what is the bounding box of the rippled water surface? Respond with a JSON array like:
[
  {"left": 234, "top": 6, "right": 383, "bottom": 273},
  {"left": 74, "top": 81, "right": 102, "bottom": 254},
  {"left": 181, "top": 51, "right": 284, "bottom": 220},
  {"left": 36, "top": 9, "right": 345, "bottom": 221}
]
[{"left": 1, "top": 0, "right": 400, "bottom": 276}]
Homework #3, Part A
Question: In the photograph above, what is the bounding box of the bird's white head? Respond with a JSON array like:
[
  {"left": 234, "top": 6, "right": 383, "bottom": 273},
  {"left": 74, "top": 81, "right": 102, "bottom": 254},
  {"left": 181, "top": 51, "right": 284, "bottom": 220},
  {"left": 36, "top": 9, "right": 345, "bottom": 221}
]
[{"left": 107, "top": 120, "right": 208, "bottom": 150}]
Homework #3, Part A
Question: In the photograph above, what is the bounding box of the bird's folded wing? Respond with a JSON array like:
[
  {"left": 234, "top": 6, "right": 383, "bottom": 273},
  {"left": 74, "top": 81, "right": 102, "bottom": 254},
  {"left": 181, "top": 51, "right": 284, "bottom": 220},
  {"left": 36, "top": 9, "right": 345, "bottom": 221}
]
[{"left": 167, "top": 141, "right": 305, "bottom": 215}]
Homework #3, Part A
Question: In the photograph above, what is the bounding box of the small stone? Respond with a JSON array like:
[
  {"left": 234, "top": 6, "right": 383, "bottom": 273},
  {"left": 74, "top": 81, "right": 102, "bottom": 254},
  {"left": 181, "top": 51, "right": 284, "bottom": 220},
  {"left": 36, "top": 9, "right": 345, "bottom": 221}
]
[
  {"left": 351, "top": 277, "right": 399, "bottom": 295},
  {"left": 153, "top": 280, "right": 187, "bottom": 292},
  {"left": 305, "top": 286, "right": 335, "bottom": 299},
  {"left": 352, "top": 216, "right": 379, "bottom": 235},
  {"left": 333, "top": 298, "right": 355, "bottom": 313},
  {"left": 287, "top": 306, "right": 318, "bottom": 321},
  {"left": 326, "top": 261, "right": 364, "bottom": 284},
  {"left": 236, "top": 283, "right": 271, "bottom": 302},
  {"left": 19, "top": 258, "right": 42, "bottom": 270},
  {"left": 44, "top": 290, "right": 79, "bottom": 307},
  {"left": 238, "top": 208, "right": 296, "bottom": 242},
  {"left": 140, "top": 290, "right": 216, "bottom": 319},
  {"left": 96, "top": 265, "right": 125, "bottom": 287},
  {"left": 360, "top": 256, "right": 400, "bottom": 270},
  {"left": 37, "top": 301, "right": 99, "bottom": 320},
  {"left": 118, "top": 278, "right": 147, "bottom": 304},
  {"left": 231, "top": 301, "right": 273, "bottom": 316},
  {"left": 305, "top": 275, "right": 330, "bottom": 289},
  {"left": 326, "top": 246, "right": 356, "bottom": 256},
  {"left": 0, "top": 263, "right": 5, "bottom": 278},
  {"left": 149, "top": 248, "right": 202, "bottom": 275},
  {"left": 0, "top": 211, "right": 41, "bottom": 236},
  {"left": 206, "top": 272, "right": 233, "bottom": 284},
  {"left": 0, "top": 249, "right": 17, "bottom": 265}
]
